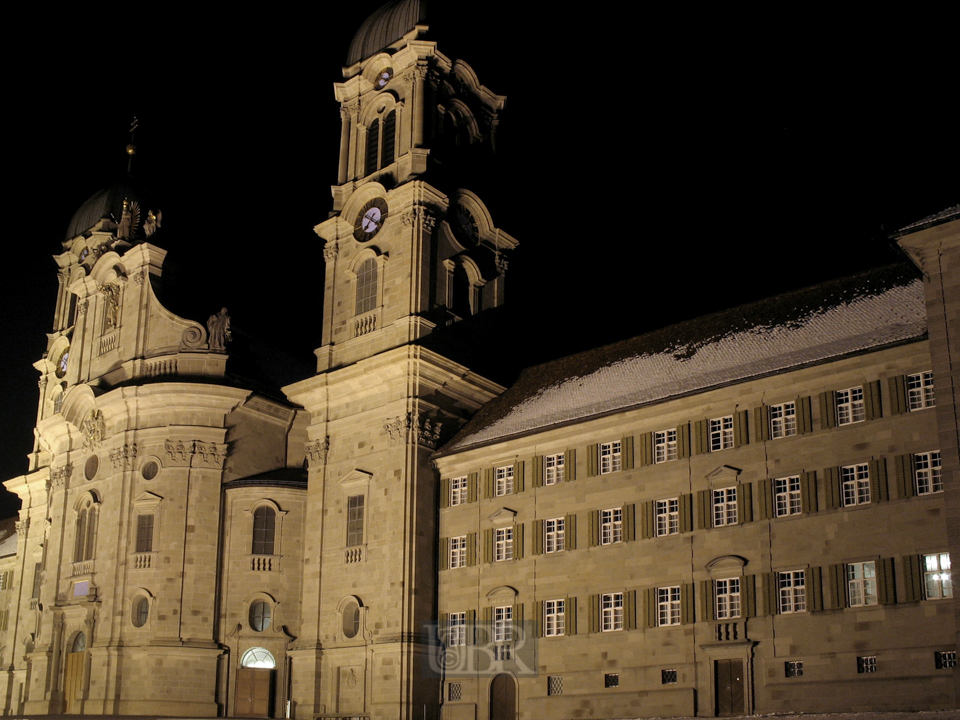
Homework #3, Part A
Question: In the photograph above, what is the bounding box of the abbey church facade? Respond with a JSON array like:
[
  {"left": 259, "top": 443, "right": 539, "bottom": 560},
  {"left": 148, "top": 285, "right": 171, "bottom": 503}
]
[{"left": 1, "top": 2, "right": 958, "bottom": 719}]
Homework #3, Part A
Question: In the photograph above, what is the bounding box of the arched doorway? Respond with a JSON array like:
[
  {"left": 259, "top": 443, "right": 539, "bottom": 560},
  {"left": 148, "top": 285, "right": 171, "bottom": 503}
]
[
  {"left": 489, "top": 673, "right": 516, "bottom": 720},
  {"left": 236, "top": 647, "right": 275, "bottom": 717},
  {"left": 64, "top": 632, "right": 86, "bottom": 714}
]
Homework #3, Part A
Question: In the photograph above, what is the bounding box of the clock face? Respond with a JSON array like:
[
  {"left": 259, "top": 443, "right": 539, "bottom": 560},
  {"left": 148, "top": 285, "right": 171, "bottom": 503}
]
[
  {"left": 56, "top": 348, "right": 69, "bottom": 378},
  {"left": 376, "top": 68, "right": 393, "bottom": 89},
  {"left": 452, "top": 205, "right": 479, "bottom": 246},
  {"left": 354, "top": 198, "right": 389, "bottom": 242}
]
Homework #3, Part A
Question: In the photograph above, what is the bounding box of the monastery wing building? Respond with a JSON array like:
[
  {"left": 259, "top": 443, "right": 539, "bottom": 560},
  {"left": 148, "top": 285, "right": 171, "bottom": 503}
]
[{"left": 1, "top": 2, "right": 958, "bottom": 719}]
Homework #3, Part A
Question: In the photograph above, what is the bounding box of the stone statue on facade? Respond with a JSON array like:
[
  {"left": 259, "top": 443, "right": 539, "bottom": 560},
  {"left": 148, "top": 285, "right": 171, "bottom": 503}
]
[{"left": 207, "top": 308, "right": 231, "bottom": 350}]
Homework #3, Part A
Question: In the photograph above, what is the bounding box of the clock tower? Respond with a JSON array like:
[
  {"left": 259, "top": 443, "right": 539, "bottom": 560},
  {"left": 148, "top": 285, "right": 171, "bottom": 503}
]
[{"left": 283, "top": 2, "right": 516, "bottom": 718}]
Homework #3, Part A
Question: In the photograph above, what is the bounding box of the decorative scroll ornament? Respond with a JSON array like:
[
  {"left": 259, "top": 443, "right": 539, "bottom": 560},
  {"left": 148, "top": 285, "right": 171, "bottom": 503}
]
[
  {"left": 81, "top": 410, "right": 106, "bottom": 450},
  {"left": 164, "top": 439, "right": 195, "bottom": 466},
  {"left": 306, "top": 437, "right": 330, "bottom": 467},
  {"left": 109, "top": 443, "right": 138, "bottom": 470},
  {"left": 48, "top": 463, "right": 73, "bottom": 491},
  {"left": 133, "top": 270, "right": 145, "bottom": 286},
  {"left": 323, "top": 241, "right": 339, "bottom": 263},
  {"left": 195, "top": 441, "right": 227, "bottom": 468},
  {"left": 15, "top": 519, "right": 29, "bottom": 537}
]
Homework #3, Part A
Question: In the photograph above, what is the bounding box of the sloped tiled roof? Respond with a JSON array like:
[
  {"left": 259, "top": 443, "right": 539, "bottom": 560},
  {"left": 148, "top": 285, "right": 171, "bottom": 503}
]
[
  {"left": 440, "top": 264, "right": 926, "bottom": 454},
  {"left": 891, "top": 204, "right": 960, "bottom": 236}
]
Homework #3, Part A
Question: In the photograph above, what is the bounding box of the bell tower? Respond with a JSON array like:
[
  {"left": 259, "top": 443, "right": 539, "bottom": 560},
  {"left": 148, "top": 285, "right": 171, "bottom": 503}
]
[{"left": 283, "top": 3, "right": 515, "bottom": 718}]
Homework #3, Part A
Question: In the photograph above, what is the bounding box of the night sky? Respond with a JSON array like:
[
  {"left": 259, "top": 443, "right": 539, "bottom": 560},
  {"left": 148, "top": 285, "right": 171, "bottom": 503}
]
[{"left": 1, "top": 3, "right": 956, "bottom": 516}]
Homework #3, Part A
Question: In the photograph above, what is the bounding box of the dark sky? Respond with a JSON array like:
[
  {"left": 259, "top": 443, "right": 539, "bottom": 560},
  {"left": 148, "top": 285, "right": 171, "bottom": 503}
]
[{"left": 1, "top": 3, "right": 956, "bottom": 516}]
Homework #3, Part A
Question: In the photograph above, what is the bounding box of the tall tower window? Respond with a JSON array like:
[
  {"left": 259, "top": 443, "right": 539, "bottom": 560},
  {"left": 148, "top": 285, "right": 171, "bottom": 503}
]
[
  {"left": 356, "top": 259, "right": 379, "bottom": 315},
  {"left": 364, "top": 110, "right": 396, "bottom": 176},
  {"left": 74, "top": 494, "right": 99, "bottom": 563},
  {"left": 252, "top": 506, "right": 276, "bottom": 555}
]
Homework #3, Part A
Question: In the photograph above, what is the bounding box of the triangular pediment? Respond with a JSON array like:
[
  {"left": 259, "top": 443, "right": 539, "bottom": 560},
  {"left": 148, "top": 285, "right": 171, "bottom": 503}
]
[
  {"left": 706, "top": 465, "right": 741, "bottom": 486},
  {"left": 339, "top": 469, "right": 373, "bottom": 486},
  {"left": 488, "top": 507, "right": 517, "bottom": 524}
]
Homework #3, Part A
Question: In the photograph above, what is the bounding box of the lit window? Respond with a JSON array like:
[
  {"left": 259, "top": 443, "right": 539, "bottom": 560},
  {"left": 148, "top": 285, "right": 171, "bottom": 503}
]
[
  {"left": 770, "top": 402, "right": 797, "bottom": 438},
  {"left": 544, "top": 454, "right": 565, "bottom": 485},
  {"left": 450, "top": 477, "right": 468, "bottom": 506},
  {"left": 715, "top": 578, "right": 741, "bottom": 619},
  {"left": 713, "top": 488, "right": 738, "bottom": 527},
  {"left": 450, "top": 536, "right": 466, "bottom": 569},
  {"left": 847, "top": 561, "right": 877, "bottom": 606},
  {"left": 778, "top": 570, "right": 806, "bottom": 613},
  {"left": 495, "top": 466, "right": 514, "bottom": 496},
  {"left": 601, "top": 592, "right": 623, "bottom": 631},
  {"left": 545, "top": 518, "right": 565, "bottom": 553},
  {"left": 346, "top": 495, "right": 365, "bottom": 547},
  {"left": 654, "top": 429, "right": 677, "bottom": 463},
  {"left": 936, "top": 650, "right": 957, "bottom": 669},
  {"left": 710, "top": 416, "right": 734, "bottom": 451},
  {"left": 599, "top": 442, "right": 621, "bottom": 474},
  {"left": 857, "top": 655, "right": 877, "bottom": 673},
  {"left": 785, "top": 661, "right": 803, "bottom": 677},
  {"left": 495, "top": 527, "right": 513, "bottom": 562},
  {"left": 448, "top": 612, "right": 466, "bottom": 646},
  {"left": 836, "top": 386, "right": 865, "bottom": 425},
  {"left": 915, "top": 451, "right": 943, "bottom": 494},
  {"left": 841, "top": 464, "right": 871, "bottom": 507},
  {"left": 907, "top": 371, "right": 935, "bottom": 410},
  {"left": 655, "top": 498, "right": 679, "bottom": 536},
  {"left": 545, "top": 599, "right": 565, "bottom": 636},
  {"left": 775, "top": 476, "right": 802, "bottom": 517},
  {"left": 657, "top": 586, "right": 681, "bottom": 626},
  {"left": 924, "top": 553, "right": 952, "bottom": 599}
]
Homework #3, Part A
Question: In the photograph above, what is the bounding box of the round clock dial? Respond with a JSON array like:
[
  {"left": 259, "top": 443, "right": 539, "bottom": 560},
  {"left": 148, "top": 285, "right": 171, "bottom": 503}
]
[
  {"left": 354, "top": 198, "right": 389, "bottom": 242},
  {"left": 376, "top": 68, "right": 393, "bottom": 89},
  {"left": 56, "top": 348, "right": 70, "bottom": 378},
  {"left": 452, "top": 205, "right": 479, "bottom": 246}
]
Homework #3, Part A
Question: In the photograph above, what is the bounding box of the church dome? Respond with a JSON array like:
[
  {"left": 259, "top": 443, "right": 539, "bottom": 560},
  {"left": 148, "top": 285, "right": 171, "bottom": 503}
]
[
  {"left": 66, "top": 176, "right": 157, "bottom": 241},
  {"left": 346, "top": 0, "right": 427, "bottom": 66}
]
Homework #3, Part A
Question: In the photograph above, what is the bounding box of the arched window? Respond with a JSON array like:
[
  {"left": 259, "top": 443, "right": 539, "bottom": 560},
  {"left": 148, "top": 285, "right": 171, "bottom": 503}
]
[
  {"left": 71, "top": 633, "right": 86, "bottom": 653},
  {"left": 240, "top": 647, "right": 276, "bottom": 669},
  {"left": 132, "top": 597, "right": 149, "bottom": 627},
  {"left": 342, "top": 598, "right": 361, "bottom": 638},
  {"left": 249, "top": 601, "right": 272, "bottom": 632},
  {"left": 364, "top": 110, "right": 397, "bottom": 176},
  {"left": 252, "top": 507, "right": 276, "bottom": 556},
  {"left": 74, "top": 495, "right": 99, "bottom": 563},
  {"left": 355, "top": 258, "right": 378, "bottom": 315}
]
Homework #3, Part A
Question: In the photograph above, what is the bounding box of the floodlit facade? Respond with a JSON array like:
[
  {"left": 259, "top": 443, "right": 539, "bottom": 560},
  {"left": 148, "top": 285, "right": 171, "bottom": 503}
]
[{"left": 1, "top": 2, "right": 958, "bottom": 719}]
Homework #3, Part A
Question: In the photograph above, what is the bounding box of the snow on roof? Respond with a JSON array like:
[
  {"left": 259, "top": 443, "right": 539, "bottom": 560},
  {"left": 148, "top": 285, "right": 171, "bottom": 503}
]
[{"left": 441, "top": 264, "right": 926, "bottom": 454}]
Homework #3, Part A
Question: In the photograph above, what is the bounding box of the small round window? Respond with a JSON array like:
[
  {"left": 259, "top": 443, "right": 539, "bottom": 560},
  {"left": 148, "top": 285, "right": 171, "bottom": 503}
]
[
  {"left": 140, "top": 460, "right": 159, "bottom": 481},
  {"left": 249, "top": 601, "right": 271, "bottom": 632},
  {"left": 342, "top": 599, "right": 360, "bottom": 638},
  {"left": 84, "top": 455, "right": 99, "bottom": 481},
  {"left": 132, "top": 597, "right": 149, "bottom": 627}
]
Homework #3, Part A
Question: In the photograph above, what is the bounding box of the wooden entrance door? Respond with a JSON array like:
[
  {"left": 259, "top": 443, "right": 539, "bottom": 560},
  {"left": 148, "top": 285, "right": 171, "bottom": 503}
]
[
  {"left": 489, "top": 673, "right": 516, "bottom": 720},
  {"left": 715, "top": 659, "right": 744, "bottom": 716},
  {"left": 64, "top": 652, "right": 84, "bottom": 713},
  {"left": 236, "top": 667, "right": 274, "bottom": 717}
]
